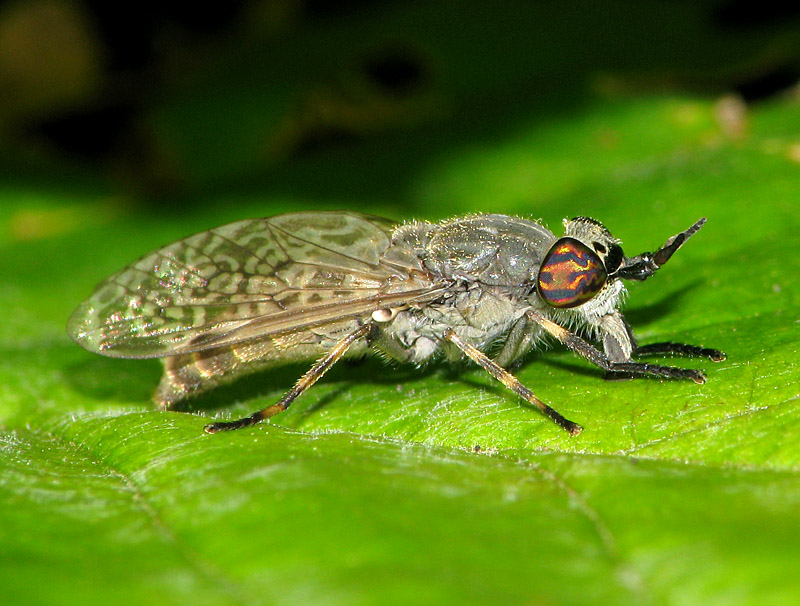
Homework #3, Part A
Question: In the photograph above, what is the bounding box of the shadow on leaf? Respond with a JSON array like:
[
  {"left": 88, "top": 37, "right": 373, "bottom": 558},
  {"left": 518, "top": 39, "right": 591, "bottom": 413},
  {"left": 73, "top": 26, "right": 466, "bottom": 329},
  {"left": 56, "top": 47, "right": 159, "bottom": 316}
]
[{"left": 64, "top": 357, "right": 161, "bottom": 403}]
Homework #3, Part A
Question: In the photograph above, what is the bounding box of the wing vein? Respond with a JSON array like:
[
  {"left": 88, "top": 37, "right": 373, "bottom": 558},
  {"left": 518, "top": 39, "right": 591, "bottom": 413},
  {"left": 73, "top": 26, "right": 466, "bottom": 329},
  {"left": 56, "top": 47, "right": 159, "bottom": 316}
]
[
  {"left": 210, "top": 228, "right": 275, "bottom": 270},
  {"left": 268, "top": 220, "right": 382, "bottom": 268}
]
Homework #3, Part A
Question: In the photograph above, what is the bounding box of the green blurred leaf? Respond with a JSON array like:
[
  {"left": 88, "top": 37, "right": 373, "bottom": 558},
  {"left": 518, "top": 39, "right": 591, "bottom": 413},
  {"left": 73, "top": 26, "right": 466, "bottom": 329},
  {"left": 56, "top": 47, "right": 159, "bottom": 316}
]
[
  {"left": 3, "top": 91, "right": 800, "bottom": 606},
  {"left": 6, "top": 1, "right": 800, "bottom": 603}
]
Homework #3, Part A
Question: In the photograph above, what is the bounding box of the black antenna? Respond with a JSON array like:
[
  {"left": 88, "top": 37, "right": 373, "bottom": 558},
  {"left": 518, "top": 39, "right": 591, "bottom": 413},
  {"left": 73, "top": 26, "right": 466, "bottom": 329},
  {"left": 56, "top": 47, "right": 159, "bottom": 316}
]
[{"left": 618, "top": 218, "right": 706, "bottom": 281}]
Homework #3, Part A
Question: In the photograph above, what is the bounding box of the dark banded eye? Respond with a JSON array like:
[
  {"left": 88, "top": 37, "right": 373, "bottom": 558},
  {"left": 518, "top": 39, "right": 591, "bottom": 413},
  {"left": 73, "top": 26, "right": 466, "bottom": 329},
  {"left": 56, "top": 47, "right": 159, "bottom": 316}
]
[{"left": 537, "top": 238, "right": 607, "bottom": 308}]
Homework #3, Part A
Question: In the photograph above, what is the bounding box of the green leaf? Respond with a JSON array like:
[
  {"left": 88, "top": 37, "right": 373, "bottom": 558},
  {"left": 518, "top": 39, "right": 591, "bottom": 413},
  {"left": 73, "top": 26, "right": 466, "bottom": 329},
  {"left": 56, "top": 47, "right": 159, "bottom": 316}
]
[
  {"left": 4, "top": 7, "right": 800, "bottom": 601},
  {"left": 4, "top": 92, "right": 800, "bottom": 605}
]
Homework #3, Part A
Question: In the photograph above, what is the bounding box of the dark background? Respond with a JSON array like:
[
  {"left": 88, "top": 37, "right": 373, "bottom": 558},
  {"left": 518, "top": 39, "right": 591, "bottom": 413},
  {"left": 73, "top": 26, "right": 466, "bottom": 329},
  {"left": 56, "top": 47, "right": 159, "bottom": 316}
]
[{"left": 2, "top": 0, "right": 800, "bottom": 216}]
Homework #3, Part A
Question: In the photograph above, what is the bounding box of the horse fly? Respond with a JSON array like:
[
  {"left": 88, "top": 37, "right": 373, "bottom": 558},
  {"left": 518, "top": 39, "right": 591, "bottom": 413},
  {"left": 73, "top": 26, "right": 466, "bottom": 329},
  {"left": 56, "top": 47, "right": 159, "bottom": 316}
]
[{"left": 68, "top": 212, "right": 725, "bottom": 435}]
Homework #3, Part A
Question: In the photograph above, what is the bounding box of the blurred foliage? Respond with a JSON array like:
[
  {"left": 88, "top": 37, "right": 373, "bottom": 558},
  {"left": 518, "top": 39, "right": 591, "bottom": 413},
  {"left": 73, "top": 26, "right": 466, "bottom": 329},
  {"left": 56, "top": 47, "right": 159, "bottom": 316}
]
[
  {"left": 2, "top": 2, "right": 800, "bottom": 605},
  {"left": 2, "top": 1, "right": 800, "bottom": 202}
]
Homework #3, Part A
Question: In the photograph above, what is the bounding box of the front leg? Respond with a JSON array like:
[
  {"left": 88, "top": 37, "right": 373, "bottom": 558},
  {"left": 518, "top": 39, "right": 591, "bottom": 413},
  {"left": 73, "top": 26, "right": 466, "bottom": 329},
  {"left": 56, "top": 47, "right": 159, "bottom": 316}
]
[
  {"left": 599, "top": 342, "right": 726, "bottom": 381},
  {"left": 634, "top": 341, "right": 726, "bottom": 361},
  {"left": 602, "top": 312, "right": 725, "bottom": 379},
  {"left": 525, "top": 310, "right": 722, "bottom": 383}
]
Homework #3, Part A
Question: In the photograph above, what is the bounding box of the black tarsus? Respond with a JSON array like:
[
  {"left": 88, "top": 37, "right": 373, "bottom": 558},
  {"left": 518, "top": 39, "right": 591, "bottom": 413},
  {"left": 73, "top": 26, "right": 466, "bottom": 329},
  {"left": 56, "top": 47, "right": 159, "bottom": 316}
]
[{"left": 634, "top": 341, "right": 726, "bottom": 362}]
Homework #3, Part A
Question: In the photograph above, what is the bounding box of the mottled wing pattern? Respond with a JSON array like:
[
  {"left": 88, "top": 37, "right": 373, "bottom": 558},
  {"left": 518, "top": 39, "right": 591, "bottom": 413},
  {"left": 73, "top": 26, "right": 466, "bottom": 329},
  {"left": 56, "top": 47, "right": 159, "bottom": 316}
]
[{"left": 68, "top": 211, "right": 441, "bottom": 359}]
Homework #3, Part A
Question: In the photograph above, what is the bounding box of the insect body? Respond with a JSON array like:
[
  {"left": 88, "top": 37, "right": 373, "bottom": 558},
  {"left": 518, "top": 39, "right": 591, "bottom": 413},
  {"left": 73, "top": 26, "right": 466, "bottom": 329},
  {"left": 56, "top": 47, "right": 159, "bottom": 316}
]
[{"left": 68, "top": 212, "right": 725, "bottom": 435}]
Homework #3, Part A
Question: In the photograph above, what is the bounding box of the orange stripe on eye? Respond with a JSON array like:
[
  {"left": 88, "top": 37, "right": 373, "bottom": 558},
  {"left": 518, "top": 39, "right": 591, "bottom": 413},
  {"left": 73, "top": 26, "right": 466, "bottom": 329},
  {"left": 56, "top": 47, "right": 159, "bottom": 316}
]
[{"left": 537, "top": 237, "right": 608, "bottom": 308}]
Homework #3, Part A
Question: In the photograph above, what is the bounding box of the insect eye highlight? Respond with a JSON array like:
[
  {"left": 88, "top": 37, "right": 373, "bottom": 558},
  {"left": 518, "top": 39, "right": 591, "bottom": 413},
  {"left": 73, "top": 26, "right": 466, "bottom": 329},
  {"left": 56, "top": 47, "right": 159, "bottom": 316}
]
[{"left": 537, "top": 238, "right": 607, "bottom": 308}]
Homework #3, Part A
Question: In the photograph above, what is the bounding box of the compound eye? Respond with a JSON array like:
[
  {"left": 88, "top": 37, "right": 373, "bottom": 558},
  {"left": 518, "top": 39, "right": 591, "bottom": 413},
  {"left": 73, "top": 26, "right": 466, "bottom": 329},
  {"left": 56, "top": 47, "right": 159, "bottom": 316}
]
[{"left": 537, "top": 238, "right": 607, "bottom": 308}]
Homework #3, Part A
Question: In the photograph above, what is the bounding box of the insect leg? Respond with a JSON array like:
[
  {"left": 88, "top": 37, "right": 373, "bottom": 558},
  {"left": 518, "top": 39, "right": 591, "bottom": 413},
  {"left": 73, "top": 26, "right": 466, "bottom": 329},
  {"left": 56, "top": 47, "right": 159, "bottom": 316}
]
[
  {"left": 526, "top": 310, "right": 709, "bottom": 383},
  {"left": 444, "top": 329, "right": 583, "bottom": 436},
  {"left": 603, "top": 312, "right": 725, "bottom": 363},
  {"left": 491, "top": 316, "right": 533, "bottom": 368},
  {"left": 634, "top": 342, "right": 726, "bottom": 361},
  {"left": 204, "top": 323, "right": 374, "bottom": 433}
]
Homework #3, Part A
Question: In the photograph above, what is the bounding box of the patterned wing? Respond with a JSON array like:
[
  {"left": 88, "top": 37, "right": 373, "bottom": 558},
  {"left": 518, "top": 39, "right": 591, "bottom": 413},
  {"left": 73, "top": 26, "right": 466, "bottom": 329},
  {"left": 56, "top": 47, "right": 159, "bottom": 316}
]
[{"left": 68, "top": 211, "right": 441, "bottom": 359}]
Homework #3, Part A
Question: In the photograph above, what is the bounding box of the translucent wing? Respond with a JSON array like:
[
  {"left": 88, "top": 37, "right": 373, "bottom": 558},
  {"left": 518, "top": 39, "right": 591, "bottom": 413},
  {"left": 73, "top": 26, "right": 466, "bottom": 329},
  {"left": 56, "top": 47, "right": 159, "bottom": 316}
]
[{"left": 68, "top": 211, "right": 443, "bottom": 359}]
